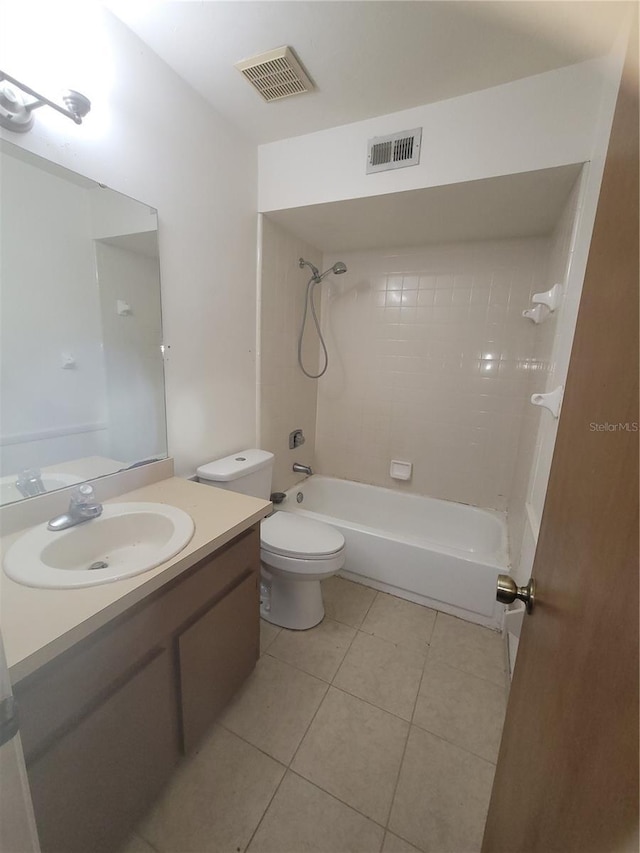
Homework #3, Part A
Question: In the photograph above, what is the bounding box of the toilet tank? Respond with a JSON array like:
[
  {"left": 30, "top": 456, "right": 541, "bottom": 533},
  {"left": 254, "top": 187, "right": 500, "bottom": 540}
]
[{"left": 196, "top": 449, "right": 274, "bottom": 499}]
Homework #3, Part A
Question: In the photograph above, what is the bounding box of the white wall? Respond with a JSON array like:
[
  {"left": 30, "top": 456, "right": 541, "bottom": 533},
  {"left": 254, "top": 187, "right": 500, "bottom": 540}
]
[
  {"left": 258, "top": 59, "right": 608, "bottom": 212},
  {"left": 314, "top": 239, "right": 550, "bottom": 510},
  {"left": 0, "top": 4, "right": 258, "bottom": 477},
  {"left": 0, "top": 153, "right": 109, "bottom": 474},
  {"left": 258, "top": 216, "right": 322, "bottom": 492}
]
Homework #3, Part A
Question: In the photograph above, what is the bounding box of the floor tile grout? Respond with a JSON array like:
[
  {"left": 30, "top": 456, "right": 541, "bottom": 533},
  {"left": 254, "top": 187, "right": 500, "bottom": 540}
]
[
  {"left": 261, "top": 649, "right": 335, "bottom": 685},
  {"left": 328, "top": 681, "right": 415, "bottom": 724},
  {"left": 242, "top": 762, "right": 288, "bottom": 852},
  {"left": 286, "top": 623, "right": 362, "bottom": 765},
  {"left": 382, "top": 642, "right": 432, "bottom": 845},
  {"left": 142, "top": 582, "right": 505, "bottom": 853},
  {"left": 284, "top": 767, "right": 390, "bottom": 831},
  {"left": 259, "top": 624, "right": 282, "bottom": 656},
  {"left": 427, "top": 610, "right": 507, "bottom": 687},
  {"left": 427, "top": 654, "right": 506, "bottom": 688},
  {"left": 237, "top": 610, "right": 396, "bottom": 844},
  {"left": 132, "top": 831, "right": 161, "bottom": 853},
  {"left": 266, "top": 627, "right": 430, "bottom": 723},
  {"left": 242, "top": 627, "right": 500, "bottom": 848},
  {"left": 217, "top": 720, "right": 292, "bottom": 769},
  {"left": 264, "top": 617, "right": 357, "bottom": 683},
  {"left": 255, "top": 607, "right": 403, "bottom": 838},
  {"left": 420, "top": 648, "right": 507, "bottom": 689},
  {"left": 407, "top": 720, "right": 499, "bottom": 768}
]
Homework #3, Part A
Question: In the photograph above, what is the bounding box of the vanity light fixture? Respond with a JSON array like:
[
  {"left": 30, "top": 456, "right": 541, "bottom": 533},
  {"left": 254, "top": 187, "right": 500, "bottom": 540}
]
[{"left": 0, "top": 70, "right": 91, "bottom": 133}]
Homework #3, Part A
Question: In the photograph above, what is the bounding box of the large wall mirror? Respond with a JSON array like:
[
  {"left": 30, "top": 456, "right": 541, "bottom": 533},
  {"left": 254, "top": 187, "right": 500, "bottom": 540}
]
[{"left": 0, "top": 140, "right": 168, "bottom": 506}]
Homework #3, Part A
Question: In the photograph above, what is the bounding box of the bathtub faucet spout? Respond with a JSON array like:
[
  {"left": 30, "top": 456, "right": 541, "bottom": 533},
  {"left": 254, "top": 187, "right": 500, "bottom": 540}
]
[{"left": 293, "top": 463, "right": 313, "bottom": 476}]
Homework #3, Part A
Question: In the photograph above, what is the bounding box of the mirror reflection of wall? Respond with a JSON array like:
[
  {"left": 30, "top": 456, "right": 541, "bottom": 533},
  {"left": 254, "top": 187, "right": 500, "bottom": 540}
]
[{"left": 0, "top": 142, "right": 168, "bottom": 506}]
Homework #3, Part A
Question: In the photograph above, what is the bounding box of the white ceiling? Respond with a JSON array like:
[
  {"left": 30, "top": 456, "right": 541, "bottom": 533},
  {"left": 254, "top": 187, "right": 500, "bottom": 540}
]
[
  {"left": 108, "top": 1, "right": 626, "bottom": 145},
  {"left": 266, "top": 164, "right": 583, "bottom": 252}
]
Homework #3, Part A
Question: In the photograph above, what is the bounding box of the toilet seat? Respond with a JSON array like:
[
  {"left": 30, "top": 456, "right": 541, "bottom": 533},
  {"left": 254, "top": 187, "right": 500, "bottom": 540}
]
[
  {"left": 260, "top": 512, "right": 344, "bottom": 559},
  {"left": 260, "top": 545, "right": 346, "bottom": 578}
]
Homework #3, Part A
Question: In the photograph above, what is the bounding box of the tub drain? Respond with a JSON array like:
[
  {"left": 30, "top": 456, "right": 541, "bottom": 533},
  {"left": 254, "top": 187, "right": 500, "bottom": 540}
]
[{"left": 89, "top": 561, "right": 108, "bottom": 570}]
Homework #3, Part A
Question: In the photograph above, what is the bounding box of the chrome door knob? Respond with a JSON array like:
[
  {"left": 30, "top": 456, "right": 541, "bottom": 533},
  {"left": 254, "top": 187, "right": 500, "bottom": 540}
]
[{"left": 496, "top": 574, "right": 535, "bottom": 614}]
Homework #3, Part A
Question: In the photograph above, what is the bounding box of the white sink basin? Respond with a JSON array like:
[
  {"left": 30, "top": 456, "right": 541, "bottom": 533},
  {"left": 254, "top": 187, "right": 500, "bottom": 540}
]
[{"left": 3, "top": 502, "right": 195, "bottom": 589}]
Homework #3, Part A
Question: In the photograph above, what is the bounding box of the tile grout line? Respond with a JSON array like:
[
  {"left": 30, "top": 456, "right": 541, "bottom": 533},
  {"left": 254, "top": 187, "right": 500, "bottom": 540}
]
[
  {"left": 412, "top": 612, "right": 503, "bottom": 765},
  {"left": 407, "top": 721, "right": 499, "bottom": 769},
  {"left": 251, "top": 593, "right": 503, "bottom": 849},
  {"left": 380, "top": 632, "right": 435, "bottom": 846},
  {"left": 243, "top": 610, "right": 373, "bottom": 852},
  {"left": 262, "top": 617, "right": 359, "bottom": 684},
  {"left": 130, "top": 831, "right": 161, "bottom": 853},
  {"left": 138, "top": 592, "right": 498, "bottom": 853},
  {"left": 217, "top": 720, "right": 292, "bottom": 769},
  {"left": 428, "top": 611, "right": 507, "bottom": 688},
  {"left": 247, "top": 593, "right": 387, "bottom": 842},
  {"left": 284, "top": 768, "right": 391, "bottom": 833},
  {"left": 378, "top": 612, "right": 445, "bottom": 848},
  {"left": 329, "top": 678, "right": 417, "bottom": 725},
  {"left": 426, "top": 651, "right": 508, "bottom": 688},
  {"left": 260, "top": 631, "right": 501, "bottom": 790},
  {"left": 261, "top": 649, "right": 334, "bottom": 685},
  {"left": 242, "top": 761, "right": 289, "bottom": 852},
  {"left": 428, "top": 655, "right": 507, "bottom": 688}
]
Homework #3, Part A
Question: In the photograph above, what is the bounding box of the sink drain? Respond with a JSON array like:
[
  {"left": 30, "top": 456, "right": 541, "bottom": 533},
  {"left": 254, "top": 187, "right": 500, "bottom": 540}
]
[{"left": 88, "top": 561, "right": 108, "bottom": 570}]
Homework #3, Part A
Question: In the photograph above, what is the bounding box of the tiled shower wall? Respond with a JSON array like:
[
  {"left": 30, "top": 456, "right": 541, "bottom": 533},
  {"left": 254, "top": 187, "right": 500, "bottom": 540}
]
[
  {"left": 314, "top": 239, "right": 551, "bottom": 510},
  {"left": 259, "top": 217, "right": 322, "bottom": 492}
]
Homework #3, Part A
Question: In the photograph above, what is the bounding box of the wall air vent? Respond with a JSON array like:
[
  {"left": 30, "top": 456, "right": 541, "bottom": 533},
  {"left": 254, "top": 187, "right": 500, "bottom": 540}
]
[
  {"left": 235, "top": 46, "right": 314, "bottom": 103},
  {"left": 366, "top": 128, "right": 422, "bottom": 174}
]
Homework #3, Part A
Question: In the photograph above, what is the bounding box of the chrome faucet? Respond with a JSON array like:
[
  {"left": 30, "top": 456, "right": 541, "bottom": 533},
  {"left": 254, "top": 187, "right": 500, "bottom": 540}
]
[
  {"left": 292, "top": 463, "right": 313, "bottom": 476},
  {"left": 48, "top": 484, "right": 103, "bottom": 531},
  {"left": 15, "top": 468, "right": 46, "bottom": 498}
]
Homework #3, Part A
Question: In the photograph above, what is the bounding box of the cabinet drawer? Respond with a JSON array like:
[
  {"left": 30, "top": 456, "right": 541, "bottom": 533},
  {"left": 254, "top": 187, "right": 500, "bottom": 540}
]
[
  {"left": 28, "top": 647, "right": 179, "bottom": 853},
  {"left": 179, "top": 570, "right": 259, "bottom": 753},
  {"left": 16, "top": 526, "right": 259, "bottom": 761}
]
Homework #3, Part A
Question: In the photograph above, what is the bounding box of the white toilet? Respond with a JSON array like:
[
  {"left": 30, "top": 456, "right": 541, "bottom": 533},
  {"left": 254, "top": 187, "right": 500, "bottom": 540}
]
[{"left": 196, "top": 449, "right": 345, "bottom": 630}]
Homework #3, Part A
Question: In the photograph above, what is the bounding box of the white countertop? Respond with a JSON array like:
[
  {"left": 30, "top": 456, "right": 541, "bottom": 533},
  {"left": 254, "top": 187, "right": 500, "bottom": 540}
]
[{"left": 0, "top": 477, "right": 271, "bottom": 683}]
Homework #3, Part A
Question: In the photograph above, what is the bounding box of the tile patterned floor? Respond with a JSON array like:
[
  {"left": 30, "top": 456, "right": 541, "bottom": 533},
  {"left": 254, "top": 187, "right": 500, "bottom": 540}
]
[{"left": 122, "top": 577, "right": 508, "bottom": 853}]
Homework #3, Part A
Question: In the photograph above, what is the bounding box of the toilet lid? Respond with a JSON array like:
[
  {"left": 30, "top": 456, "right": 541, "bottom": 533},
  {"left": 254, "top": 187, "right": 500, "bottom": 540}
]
[{"left": 261, "top": 512, "right": 344, "bottom": 558}]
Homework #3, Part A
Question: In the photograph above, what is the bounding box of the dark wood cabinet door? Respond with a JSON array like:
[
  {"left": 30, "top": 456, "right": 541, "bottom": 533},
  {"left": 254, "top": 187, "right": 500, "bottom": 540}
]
[
  {"left": 178, "top": 570, "right": 259, "bottom": 753},
  {"left": 28, "top": 647, "right": 180, "bottom": 853}
]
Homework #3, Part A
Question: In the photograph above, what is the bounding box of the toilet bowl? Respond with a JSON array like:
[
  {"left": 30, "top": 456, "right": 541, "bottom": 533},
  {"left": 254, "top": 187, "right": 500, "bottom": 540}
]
[
  {"left": 196, "top": 450, "right": 345, "bottom": 630},
  {"left": 260, "top": 511, "right": 345, "bottom": 629}
]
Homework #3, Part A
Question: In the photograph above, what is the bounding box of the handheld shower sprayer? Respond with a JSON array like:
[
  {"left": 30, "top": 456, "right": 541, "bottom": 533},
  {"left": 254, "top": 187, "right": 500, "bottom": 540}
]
[{"left": 297, "top": 257, "right": 348, "bottom": 379}]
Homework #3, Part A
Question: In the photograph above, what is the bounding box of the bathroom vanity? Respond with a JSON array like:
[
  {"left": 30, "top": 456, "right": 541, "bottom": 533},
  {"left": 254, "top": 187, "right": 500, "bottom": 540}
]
[{"left": 1, "top": 476, "right": 271, "bottom": 853}]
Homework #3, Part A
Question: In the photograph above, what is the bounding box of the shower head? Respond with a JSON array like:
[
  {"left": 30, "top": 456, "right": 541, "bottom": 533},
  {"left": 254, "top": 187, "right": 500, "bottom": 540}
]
[{"left": 299, "top": 258, "right": 348, "bottom": 283}]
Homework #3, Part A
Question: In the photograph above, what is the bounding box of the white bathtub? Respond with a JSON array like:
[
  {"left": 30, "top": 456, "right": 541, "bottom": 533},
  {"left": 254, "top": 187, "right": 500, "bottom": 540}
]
[{"left": 280, "top": 475, "right": 508, "bottom": 628}]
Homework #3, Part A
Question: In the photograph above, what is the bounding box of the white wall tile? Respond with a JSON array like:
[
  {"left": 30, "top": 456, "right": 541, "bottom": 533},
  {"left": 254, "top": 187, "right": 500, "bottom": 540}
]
[{"left": 315, "top": 238, "right": 550, "bottom": 510}]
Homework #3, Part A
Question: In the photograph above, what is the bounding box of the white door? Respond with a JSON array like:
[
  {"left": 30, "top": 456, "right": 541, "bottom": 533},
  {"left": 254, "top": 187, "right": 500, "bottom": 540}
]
[{"left": 0, "top": 626, "right": 40, "bottom": 853}]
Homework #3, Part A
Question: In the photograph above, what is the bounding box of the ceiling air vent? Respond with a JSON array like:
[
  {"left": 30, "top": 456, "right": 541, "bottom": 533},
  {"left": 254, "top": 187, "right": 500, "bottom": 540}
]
[
  {"left": 366, "top": 128, "right": 422, "bottom": 174},
  {"left": 235, "top": 46, "right": 314, "bottom": 103}
]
